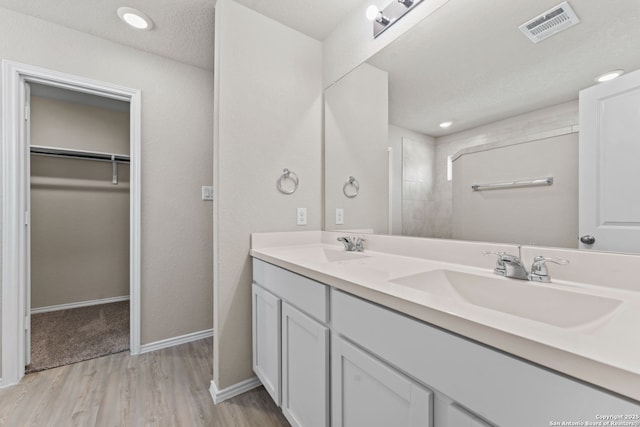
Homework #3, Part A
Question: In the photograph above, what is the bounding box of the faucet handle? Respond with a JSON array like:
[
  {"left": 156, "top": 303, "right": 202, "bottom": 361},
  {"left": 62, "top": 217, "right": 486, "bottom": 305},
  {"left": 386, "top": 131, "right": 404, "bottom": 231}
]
[
  {"left": 337, "top": 236, "right": 354, "bottom": 251},
  {"left": 482, "top": 251, "right": 507, "bottom": 260},
  {"left": 482, "top": 251, "right": 508, "bottom": 274},
  {"left": 535, "top": 256, "right": 569, "bottom": 265},
  {"left": 337, "top": 236, "right": 366, "bottom": 252},
  {"left": 529, "top": 256, "right": 569, "bottom": 283},
  {"left": 353, "top": 237, "right": 366, "bottom": 252}
]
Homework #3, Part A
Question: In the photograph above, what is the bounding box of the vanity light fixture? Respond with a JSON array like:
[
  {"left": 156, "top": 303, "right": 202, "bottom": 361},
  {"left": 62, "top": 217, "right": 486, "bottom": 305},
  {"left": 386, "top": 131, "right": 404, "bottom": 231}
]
[
  {"left": 366, "top": 5, "right": 380, "bottom": 20},
  {"left": 596, "top": 70, "right": 624, "bottom": 83},
  {"left": 377, "top": 13, "right": 391, "bottom": 25},
  {"left": 366, "top": 6, "right": 390, "bottom": 25},
  {"left": 439, "top": 121, "right": 453, "bottom": 128},
  {"left": 117, "top": 7, "right": 154, "bottom": 30},
  {"left": 368, "top": 0, "right": 424, "bottom": 38}
]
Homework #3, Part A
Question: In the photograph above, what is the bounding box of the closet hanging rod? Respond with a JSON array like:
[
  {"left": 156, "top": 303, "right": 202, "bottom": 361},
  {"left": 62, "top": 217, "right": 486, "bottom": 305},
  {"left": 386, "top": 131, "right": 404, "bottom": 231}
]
[{"left": 30, "top": 145, "right": 130, "bottom": 163}]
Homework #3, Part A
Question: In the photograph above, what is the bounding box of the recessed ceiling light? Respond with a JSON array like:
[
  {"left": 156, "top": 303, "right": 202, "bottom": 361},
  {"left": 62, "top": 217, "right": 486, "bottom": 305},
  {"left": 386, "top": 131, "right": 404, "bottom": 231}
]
[
  {"left": 439, "top": 121, "right": 453, "bottom": 128},
  {"left": 595, "top": 70, "right": 624, "bottom": 83},
  {"left": 117, "top": 7, "right": 153, "bottom": 30}
]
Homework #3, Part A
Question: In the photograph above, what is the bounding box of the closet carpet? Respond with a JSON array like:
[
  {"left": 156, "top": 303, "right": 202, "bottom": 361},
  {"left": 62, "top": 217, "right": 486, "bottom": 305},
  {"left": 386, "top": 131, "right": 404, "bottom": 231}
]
[{"left": 27, "top": 301, "right": 129, "bottom": 373}]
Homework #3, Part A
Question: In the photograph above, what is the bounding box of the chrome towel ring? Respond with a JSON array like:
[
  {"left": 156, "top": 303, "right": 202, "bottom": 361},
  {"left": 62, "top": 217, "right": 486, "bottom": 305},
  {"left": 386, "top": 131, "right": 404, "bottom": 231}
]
[
  {"left": 277, "top": 168, "right": 299, "bottom": 194},
  {"left": 343, "top": 176, "right": 359, "bottom": 198}
]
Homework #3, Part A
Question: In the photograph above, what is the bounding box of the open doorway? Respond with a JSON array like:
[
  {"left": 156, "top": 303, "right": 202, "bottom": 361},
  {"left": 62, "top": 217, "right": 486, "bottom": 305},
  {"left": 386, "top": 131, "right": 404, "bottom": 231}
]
[
  {"left": 1, "top": 60, "right": 141, "bottom": 386},
  {"left": 26, "top": 84, "right": 131, "bottom": 372}
]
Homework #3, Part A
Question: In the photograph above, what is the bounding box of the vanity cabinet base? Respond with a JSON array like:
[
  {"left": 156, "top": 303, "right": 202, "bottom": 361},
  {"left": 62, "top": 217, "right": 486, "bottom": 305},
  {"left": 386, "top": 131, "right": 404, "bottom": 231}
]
[
  {"left": 332, "top": 334, "right": 433, "bottom": 427},
  {"left": 252, "top": 258, "right": 640, "bottom": 427},
  {"left": 331, "top": 288, "right": 640, "bottom": 426},
  {"left": 252, "top": 259, "right": 330, "bottom": 427}
]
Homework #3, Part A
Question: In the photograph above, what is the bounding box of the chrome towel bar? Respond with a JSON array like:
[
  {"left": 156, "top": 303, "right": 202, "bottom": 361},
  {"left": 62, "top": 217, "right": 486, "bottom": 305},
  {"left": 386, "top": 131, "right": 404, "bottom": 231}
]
[{"left": 471, "top": 177, "right": 553, "bottom": 191}]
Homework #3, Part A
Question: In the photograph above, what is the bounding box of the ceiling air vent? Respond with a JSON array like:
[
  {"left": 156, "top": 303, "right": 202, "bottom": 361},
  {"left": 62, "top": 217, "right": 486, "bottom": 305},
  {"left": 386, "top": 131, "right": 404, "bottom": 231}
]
[{"left": 519, "top": 1, "right": 580, "bottom": 43}]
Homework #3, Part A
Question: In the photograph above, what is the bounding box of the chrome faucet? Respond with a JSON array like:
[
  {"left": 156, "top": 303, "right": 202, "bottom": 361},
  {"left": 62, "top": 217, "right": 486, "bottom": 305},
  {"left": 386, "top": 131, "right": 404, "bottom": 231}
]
[
  {"left": 528, "top": 256, "right": 569, "bottom": 282},
  {"left": 337, "top": 236, "right": 366, "bottom": 252},
  {"left": 483, "top": 251, "right": 529, "bottom": 280}
]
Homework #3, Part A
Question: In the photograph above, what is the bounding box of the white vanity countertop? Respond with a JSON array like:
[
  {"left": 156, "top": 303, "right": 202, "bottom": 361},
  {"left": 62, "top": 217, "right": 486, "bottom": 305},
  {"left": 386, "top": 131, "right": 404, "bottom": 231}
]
[{"left": 250, "top": 235, "right": 640, "bottom": 402}]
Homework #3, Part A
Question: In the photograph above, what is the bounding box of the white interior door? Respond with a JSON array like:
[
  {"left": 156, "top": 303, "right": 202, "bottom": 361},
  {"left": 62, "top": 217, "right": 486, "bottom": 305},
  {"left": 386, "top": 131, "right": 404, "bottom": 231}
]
[{"left": 579, "top": 69, "right": 640, "bottom": 253}]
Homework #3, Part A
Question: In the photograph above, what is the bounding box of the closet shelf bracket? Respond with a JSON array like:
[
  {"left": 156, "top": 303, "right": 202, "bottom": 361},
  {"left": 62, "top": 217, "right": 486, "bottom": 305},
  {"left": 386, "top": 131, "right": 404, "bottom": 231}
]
[{"left": 112, "top": 155, "right": 118, "bottom": 185}]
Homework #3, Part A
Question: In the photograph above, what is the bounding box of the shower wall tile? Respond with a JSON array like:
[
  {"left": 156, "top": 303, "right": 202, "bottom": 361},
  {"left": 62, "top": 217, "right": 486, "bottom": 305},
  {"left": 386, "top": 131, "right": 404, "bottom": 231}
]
[{"left": 401, "top": 136, "right": 435, "bottom": 237}]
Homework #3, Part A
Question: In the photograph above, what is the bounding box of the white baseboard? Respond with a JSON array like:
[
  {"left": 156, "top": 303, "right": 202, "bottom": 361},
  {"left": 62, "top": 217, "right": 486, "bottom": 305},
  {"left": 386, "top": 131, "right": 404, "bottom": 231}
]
[
  {"left": 0, "top": 378, "right": 14, "bottom": 389},
  {"left": 139, "top": 329, "right": 214, "bottom": 354},
  {"left": 209, "top": 376, "right": 262, "bottom": 404},
  {"left": 30, "top": 295, "right": 130, "bottom": 314}
]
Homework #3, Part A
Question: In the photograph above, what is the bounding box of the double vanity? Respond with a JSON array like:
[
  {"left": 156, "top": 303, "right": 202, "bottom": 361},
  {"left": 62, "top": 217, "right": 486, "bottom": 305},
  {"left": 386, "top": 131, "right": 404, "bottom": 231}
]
[{"left": 250, "top": 231, "right": 640, "bottom": 426}]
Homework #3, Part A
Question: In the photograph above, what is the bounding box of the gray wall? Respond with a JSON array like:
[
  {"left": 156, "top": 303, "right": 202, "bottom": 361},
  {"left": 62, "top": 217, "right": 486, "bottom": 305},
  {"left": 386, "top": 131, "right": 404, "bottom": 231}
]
[
  {"left": 213, "top": 0, "right": 322, "bottom": 389},
  {"left": 433, "top": 101, "right": 579, "bottom": 239},
  {"left": 323, "top": 0, "right": 451, "bottom": 87},
  {"left": 30, "top": 96, "right": 130, "bottom": 309},
  {"left": 325, "top": 63, "right": 389, "bottom": 234},
  {"left": 0, "top": 7, "right": 214, "bottom": 376},
  {"left": 451, "top": 133, "right": 579, "bottom": 248}
]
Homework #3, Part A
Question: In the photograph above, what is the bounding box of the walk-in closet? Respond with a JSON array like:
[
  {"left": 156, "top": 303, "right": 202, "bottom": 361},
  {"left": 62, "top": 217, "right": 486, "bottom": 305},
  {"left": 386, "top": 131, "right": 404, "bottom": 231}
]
[{"left": 27, "top": 83, "right": 131, "bottom": 372}]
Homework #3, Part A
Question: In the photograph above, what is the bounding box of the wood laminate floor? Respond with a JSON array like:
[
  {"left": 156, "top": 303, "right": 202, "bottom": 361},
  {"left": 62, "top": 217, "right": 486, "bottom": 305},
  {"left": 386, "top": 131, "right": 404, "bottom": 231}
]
[{"left": 0, "top": 337, "right": 290, "bottom": 427}]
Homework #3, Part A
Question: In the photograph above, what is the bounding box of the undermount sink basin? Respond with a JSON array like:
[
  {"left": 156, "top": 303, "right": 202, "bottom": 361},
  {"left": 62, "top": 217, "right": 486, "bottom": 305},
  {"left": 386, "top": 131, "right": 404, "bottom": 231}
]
[
  {"left": 289, "top": 246, "right": 369, "bottom": 264},
  {"left": 390, "top": 269, "right": 622, "bottom": 328}
]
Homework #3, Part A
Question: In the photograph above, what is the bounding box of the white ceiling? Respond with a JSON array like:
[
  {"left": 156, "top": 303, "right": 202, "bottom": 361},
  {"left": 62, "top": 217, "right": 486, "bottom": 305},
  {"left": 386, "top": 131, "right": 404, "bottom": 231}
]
[
  {"left": 0, "top": 0, "right": 365, "bottom": 71},
  {"left": 367, "top": 0, "right": 640, "bottom": 136},
  {"left": 232, "top": 0, "right": 365, "bottom": 41},
  {"left": 0, "top": 0, "right": 216, "bottom": 70},
  {"left": 4, "top": 0, "right": 636, "bottom": 139}
]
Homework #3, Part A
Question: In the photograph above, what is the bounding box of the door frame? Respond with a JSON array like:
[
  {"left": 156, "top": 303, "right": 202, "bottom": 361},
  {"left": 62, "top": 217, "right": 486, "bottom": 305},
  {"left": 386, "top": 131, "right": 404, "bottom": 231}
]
[{"left": 1, "top": 60, "right": 142, "bottom": 386}]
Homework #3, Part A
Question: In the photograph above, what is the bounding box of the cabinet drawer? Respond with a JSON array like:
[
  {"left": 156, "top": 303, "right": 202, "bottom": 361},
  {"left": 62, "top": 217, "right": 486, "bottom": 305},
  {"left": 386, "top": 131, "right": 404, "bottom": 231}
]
[
  {"left": 253, "top": 259, "right": 328, "bottom": 323},
  {"left": 331, "top": 289, "right": 640, "bottom": 426}
]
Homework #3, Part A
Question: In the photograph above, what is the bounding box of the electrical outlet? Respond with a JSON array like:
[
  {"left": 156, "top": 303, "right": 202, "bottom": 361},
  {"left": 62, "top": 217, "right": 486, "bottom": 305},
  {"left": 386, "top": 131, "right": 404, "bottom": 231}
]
[
  {"left": 201, "top": 186, "right": 214, "bottom": 201},
  {"left": 297, "top": 207, "right": 307, "bottom": 226},
  {"left": 335, "top": 208, "right": 344, "bottom": 225}
]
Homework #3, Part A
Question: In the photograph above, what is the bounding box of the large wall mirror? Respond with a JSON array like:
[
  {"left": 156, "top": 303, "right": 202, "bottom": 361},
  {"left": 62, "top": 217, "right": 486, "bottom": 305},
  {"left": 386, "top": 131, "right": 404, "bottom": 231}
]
[{"left": 324, "top": 0, "right": 640, "bottom": 253}]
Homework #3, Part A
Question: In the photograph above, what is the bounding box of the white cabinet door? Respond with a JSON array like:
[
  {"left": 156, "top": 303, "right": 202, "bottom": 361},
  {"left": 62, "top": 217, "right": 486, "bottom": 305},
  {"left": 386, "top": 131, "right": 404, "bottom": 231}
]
[
  {"left": 252, "top": 284, "right": 281, "bottom": 405},
  {"left": 579, "top": 68, "right": 640, "bottom": 252},
  {"left": 332, "top": 335, "right": 433, "bottom": 427},
  {"left": 281, "top": 302, "right": 330, "bottom": 427},
  {"left": 448, "top": 404, "right": 492, "bottom": 427}
]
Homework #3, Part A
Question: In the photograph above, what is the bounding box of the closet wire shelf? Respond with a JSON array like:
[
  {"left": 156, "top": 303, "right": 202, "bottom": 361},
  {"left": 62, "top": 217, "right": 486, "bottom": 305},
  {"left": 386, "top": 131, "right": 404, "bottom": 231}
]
[{"left": 30, "top": 145, "right": 130, "bottom": 185}]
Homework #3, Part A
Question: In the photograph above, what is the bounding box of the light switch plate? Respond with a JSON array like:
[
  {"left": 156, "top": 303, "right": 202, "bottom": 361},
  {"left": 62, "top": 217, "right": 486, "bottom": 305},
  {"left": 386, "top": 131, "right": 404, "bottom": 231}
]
[
  {"left": 297, "top": 207, "right": 307, "bottom": 225},
  {"left": 335, "top": 208, "right": 344, "bottom": 225},
  {"left": 202, "top": 186, "right": 214, "bottom": 201}
]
